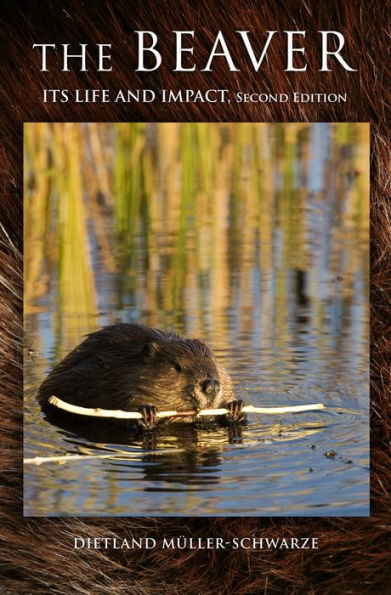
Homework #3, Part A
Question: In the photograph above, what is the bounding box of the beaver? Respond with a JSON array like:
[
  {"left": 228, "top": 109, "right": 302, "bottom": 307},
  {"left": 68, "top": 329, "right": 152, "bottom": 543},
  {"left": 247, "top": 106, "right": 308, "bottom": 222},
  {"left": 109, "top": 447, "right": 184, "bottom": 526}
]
[{"left": 38, "top": 323, "right": 244, "bottom": 429}]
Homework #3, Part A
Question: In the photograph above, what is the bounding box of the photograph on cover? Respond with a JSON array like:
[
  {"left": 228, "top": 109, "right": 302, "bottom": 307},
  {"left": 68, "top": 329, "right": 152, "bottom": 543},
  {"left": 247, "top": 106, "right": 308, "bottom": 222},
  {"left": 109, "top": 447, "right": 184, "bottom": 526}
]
[{"left": 24, "top": 122, "right": 369, "bottom": 516}]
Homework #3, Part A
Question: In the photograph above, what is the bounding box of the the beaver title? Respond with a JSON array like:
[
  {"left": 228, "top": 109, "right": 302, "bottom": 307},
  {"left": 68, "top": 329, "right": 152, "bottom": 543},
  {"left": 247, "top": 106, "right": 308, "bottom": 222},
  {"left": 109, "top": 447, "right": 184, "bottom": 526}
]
[{"left": 38, "top": 323, "right": 244, "bottom": 428}]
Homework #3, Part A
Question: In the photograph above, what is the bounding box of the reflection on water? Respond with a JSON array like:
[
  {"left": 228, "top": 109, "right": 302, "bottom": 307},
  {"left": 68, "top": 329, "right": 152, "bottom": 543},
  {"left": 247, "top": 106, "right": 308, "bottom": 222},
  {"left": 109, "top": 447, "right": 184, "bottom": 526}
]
[{"left": 24, "top": 122, "right": 369, "bottom": 516}]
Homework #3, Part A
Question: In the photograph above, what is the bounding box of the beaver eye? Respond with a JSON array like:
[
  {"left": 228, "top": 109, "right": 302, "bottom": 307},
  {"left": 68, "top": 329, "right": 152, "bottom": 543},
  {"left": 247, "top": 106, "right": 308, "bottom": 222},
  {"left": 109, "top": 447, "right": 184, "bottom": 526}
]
[{"left": 173, "top": 362, "right": 182, "bottom": 373}]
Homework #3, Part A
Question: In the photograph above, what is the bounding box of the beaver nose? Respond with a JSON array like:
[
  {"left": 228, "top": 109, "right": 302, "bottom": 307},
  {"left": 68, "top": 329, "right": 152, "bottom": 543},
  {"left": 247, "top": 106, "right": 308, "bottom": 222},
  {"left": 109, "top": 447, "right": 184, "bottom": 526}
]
[{"left": 202, "top": 378, "right": 220, "bottom": 397}]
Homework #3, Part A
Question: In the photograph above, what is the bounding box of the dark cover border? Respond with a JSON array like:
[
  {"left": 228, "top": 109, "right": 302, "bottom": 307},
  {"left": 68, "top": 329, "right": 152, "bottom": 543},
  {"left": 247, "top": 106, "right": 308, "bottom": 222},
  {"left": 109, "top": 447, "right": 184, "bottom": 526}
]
[{"left": 0, "top": 1, "right": 390, "bottom": 592}]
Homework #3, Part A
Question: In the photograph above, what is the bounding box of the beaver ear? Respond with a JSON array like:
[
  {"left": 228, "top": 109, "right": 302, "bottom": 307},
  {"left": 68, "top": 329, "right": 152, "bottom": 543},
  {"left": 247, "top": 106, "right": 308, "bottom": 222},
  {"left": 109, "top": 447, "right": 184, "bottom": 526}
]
[{"left": 142, "top": 341, "right": 160, "bottom": 360}]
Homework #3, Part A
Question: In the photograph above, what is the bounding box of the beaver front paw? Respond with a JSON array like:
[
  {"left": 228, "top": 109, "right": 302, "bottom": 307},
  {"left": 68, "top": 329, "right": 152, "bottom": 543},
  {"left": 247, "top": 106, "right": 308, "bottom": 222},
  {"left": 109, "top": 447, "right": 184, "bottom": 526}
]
[
  {"left": 137, "top": 405, "right": 159, "bottom": 430},
  {"left": 226, "top": 399, "right": 245, "bottom": 422}
]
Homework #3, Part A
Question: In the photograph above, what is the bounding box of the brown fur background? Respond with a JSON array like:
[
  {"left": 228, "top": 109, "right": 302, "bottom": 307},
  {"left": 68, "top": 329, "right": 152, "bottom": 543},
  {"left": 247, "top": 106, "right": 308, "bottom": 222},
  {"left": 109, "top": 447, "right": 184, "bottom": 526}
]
[{"left": 0, "top": 1, "right": 390, "bottom": 592}]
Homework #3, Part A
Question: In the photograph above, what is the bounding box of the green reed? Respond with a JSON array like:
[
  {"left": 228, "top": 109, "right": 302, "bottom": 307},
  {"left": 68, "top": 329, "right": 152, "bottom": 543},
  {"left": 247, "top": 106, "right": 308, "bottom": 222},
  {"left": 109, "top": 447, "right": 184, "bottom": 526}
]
[{"left": 24, "top": 122, "right": 369, "bottom": 353}]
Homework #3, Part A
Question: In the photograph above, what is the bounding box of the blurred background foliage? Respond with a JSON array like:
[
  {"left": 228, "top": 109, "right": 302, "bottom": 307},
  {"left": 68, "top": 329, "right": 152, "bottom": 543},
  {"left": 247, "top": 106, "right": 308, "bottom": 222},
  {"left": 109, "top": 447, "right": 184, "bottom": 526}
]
[{"left": 24, "top": 122, "right": 369, "bottom": 359}]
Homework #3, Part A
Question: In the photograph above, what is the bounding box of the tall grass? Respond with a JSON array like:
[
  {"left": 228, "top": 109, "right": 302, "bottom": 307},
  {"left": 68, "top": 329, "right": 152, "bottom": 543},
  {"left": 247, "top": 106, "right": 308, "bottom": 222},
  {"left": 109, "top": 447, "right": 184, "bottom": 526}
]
[{"left": 24, "top": 122, "right": 369, "bottom": 352}]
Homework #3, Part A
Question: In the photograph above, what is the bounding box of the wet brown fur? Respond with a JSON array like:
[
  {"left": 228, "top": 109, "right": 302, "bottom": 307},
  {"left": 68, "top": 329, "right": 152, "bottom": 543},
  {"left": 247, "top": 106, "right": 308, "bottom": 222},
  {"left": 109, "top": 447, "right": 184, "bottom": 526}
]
[
  {"left": 38, "top": 323, "right": 234, "bottom": 412},
  {"left": 1, "top": 0, "right": 391, "bottom": 593}
]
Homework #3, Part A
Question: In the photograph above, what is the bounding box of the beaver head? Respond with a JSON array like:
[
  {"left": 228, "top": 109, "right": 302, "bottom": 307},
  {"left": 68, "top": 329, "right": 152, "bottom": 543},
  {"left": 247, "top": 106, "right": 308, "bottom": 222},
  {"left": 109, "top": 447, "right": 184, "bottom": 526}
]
[{"left": 136, "top": 337, "right": 224, "bottom": 410}]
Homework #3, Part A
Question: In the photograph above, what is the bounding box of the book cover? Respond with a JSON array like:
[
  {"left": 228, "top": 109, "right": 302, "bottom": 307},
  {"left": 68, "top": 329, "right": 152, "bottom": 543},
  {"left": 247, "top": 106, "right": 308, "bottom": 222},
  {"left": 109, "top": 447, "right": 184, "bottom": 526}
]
[{"left": 1, "top": 1, "right": 390, "bottom": 592}]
